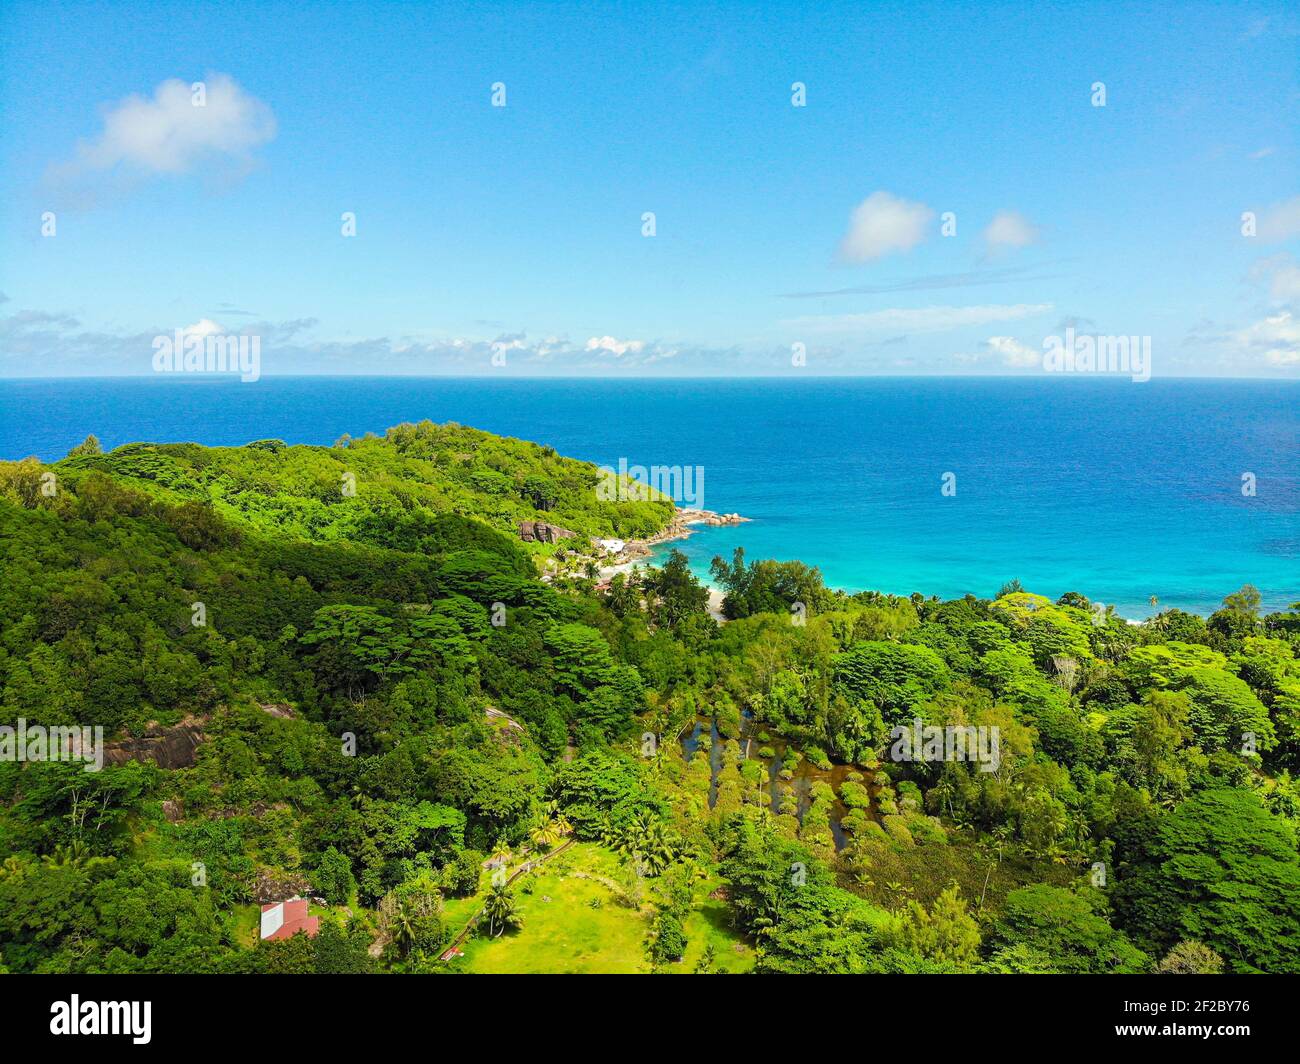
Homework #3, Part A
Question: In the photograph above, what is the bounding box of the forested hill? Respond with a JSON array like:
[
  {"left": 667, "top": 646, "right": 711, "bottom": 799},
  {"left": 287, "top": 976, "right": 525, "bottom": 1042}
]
[
  {"left": 33, "top": 420, "right": 676, "bottom": 548},
  {"left": 1, "top": 424, "right": 1298, "bottom": 977}
]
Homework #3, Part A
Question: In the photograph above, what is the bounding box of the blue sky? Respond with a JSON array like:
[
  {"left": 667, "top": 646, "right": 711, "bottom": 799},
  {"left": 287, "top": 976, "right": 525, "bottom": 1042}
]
[{"left": 1, "top": 0, "right": 1298, "bottom": 377}]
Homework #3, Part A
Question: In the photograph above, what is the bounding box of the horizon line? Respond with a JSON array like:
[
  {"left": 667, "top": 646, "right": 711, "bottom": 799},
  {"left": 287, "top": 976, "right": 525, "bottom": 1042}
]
[{"left": 2, "top": 373, "right": 1297, "bottom": 384}]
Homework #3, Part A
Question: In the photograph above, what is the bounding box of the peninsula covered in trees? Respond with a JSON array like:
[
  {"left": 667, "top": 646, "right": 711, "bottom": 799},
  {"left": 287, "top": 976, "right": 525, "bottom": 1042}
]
[{"left": 1, "top": 421, "right": 1297, "bottom": 975}]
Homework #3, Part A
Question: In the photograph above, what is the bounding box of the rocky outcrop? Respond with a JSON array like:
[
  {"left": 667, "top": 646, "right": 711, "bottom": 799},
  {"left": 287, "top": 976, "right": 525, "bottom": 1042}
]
[
  {"left": 518, "top": 520, "right": 575, "bottom": 543},
  {"left": 610, "top": 507, "right": 752, "bottom": 563},
  {"left": 677, "top": 508, "right": 748, "bottom": 528},
  {"left": 252, "top": 869, "right": 313, "bottom": 905},
  {"left": 103, "top": 720, "right": 206, "bottom": 769},
  {"left": 100, "top": 704, "right": 292, "bottom": 772}
]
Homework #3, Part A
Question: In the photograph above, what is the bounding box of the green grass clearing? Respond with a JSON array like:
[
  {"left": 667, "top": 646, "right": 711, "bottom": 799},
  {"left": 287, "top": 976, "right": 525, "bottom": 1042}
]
[{"left": 447, "top": 842, "right": 753, "bottom": 974}]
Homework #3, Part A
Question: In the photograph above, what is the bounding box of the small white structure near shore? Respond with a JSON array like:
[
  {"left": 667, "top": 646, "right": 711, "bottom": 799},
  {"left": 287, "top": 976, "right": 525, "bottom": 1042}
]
[{"left": 597, "top": 538, "right": 626, "bottom": 556}]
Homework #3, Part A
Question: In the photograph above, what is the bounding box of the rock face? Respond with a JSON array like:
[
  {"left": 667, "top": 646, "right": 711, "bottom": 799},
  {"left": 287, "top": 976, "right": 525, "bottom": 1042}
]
[
  {"left": 518, "top": 520, "right": 575, "bottom": 543},
  {"left": 677, "top": 508, "right": 748, "bottom": 527},
  {"left": 102, "top": 721, "right": 206, "bottom": 769},
  {"left": 252, "top": 869, "right": 313, "bottom": 905}
]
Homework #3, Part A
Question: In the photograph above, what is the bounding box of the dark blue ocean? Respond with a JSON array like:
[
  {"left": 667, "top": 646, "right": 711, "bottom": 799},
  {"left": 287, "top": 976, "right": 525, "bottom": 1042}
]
[{"left": 2, "top": 376, "right": 1296, "bottom": 618}]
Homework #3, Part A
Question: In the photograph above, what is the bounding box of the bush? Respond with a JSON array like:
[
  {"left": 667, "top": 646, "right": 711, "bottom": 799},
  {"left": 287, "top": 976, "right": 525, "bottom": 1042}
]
[
  {"left": 441, "top": 849, "right": 484, "bottom": 897},
  {"left": 842, "top": 809, "right": 870, "bottom": 834},
  {"left": 905, "top": 813, "right": 948, "bottom": 846},
  {"left": 313, "top": 847, "right": 356, "bottom": 906},
  {"left": 882, "top": 815, "right": 915, "bottom": 848},
  {"left": 651, "top": 911, "right": 687, "bottom": 963},
  {"left": 840, "top": 780, "right": 871, "bottom": 809}
]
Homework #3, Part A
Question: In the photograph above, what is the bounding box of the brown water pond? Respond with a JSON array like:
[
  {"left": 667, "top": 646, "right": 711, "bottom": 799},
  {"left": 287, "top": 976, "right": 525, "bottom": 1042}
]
[{"left": 680, "top": 713, "right": 881, "bottom": 851}]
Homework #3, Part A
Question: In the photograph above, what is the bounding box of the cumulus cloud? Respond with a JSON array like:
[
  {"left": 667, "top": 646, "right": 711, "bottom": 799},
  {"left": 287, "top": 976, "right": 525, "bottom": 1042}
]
[
  {"left": 837, "top": 191, "right": 934, "bottom": 263},
  {"left": 1237, "top": 311, "right": 1300, "bottom": 366},
  {"left": 982, "top": 210, "right": 1040, "bottom": 254},
  {"left": 985, "top": 335, "right": 1041, "bottom": 367},
  {"left": 179, "top": 318, "right": 224, "bottom": 339},
  {"left": 48, "top": 73, "right": 275, "bottom": 198},
  {"left": 585, "top": 335, "right": 645, "bottom": 356},
  {"left": 0, "top": 303, "right": 707, "bottom": 377},
  {"left": 1254, "top": 196, "right": 1300, "bottom": 243},
  {"left": 784, "top": 303, "right": 1053, "bottom": 335}
]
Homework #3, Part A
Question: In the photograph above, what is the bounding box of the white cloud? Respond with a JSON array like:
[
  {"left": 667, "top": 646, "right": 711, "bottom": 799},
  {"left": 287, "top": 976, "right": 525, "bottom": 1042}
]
[
  {"left": 585, "top": 335, "right": 645, "bottom": 356},
  {"left": 982, "top": 210, "right": 1040, "bottom": 254},
  {"left": 54, "top": 73, "right": 275, "bottom": 179},
  {"left": 785, "top": 303, "right": 1053, "bottom": 335},
  {"left": 180, "top": 318, "right": 224, "bottom": 339},
  {"left": 1249, "top": 146, "right": 1276, "bottom": 160},
  {"left": 0, "top": 303, "right": 724, "bottom": 377},
  {"left": 1255, "top": 196, "right": 1300, "bottom": 243},
  {"left": 986, "top": 335, "right": 1040, "bottom": 367},
  {"left": 837, "top": 191, "right": 934, "bottom": 263},
  {"left": 1237, "top": 311, "right": 1300, "bottom": 366}
]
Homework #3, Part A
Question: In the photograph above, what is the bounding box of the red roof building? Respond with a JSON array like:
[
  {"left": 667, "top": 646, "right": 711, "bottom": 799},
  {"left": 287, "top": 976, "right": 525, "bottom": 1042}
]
[{"left": 260, "top": 898, "right": 320, "bottom": 941}]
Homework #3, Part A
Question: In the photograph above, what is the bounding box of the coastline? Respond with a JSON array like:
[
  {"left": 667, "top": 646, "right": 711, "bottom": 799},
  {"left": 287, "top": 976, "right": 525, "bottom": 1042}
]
[
  {"left": 628, "top": 507, "right": 749, "bottom": 561},
  {"left": 599, "top": 506, "right": 749, "bottom": 570},
  {"left": 597, "top": 507, "right": 746, "bottom": 622},
  {"left": 600, "top": 509, "right": 1161, "bottom": 626}
]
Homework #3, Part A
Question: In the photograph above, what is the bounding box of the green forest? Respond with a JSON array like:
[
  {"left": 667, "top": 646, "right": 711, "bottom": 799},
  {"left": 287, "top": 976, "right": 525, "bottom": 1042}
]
[{"left": 1, "top": 421, "right": 1298, "bottom": 975}]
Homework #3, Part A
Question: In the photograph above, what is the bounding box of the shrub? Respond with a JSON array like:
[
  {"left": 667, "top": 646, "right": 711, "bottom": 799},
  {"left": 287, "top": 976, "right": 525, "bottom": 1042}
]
[
  {"left": 651, "top": 911, "right": 687, "bottom": 963},
  {"left": 883, "top": 815, "right": 915, "bottom": 848}
]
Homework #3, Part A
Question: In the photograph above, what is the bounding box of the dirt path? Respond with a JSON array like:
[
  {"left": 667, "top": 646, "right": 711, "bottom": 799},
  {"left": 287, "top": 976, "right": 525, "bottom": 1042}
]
[{"left": 438, "top": 837, "right": 577, "bottom": 961}]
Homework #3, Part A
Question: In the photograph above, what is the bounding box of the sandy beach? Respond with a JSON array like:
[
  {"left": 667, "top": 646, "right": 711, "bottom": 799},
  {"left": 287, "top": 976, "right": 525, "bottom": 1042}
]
[{"left": 594, "top": 507, "right": 744, "bottom": 623}]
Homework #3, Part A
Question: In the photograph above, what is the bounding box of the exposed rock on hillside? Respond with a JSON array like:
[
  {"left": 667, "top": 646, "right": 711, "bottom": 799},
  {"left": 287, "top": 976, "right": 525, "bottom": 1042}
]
[
  {"left": 518, "top": 520, "right": 575, "bottom": 543},
  {"left": 103, "top": 719, "right": 206, "bottom": 769}
]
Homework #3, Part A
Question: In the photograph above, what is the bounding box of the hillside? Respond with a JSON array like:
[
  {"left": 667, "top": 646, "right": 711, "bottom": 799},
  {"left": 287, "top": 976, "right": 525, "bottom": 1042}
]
[
  {"left": 0, "top": 424, "right": 1298, "bottom": 978},
  {"left": 45, "top": 420, "right": 676, "bottom": 550}
]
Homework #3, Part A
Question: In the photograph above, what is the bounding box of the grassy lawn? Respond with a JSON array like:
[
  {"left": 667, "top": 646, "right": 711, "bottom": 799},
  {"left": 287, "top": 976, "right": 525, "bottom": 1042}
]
[
  {"left": 447, "top": 842, "right": 754, "bottom": 974},
  {"left": 441, "top": 891, "right": 483, "bottom": 933},
  {"left": 680, "top": 894, "right": 755, "bottom": 974},
  {"left": 231, "top": 903, "right": 261, "bottom": 948},
  {"left": 451, "top": 843, "right": 649, "bottom": 973}
]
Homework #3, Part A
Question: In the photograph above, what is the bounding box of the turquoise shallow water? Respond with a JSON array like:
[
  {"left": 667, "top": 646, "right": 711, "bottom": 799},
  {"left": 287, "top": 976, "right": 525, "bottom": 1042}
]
[{"left": 1, "top": 375, "right": 1296, "bottom": 618}]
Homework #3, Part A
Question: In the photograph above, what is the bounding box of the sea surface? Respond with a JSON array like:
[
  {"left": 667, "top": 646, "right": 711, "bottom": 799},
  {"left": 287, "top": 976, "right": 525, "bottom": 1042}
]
[{"left": 2, "top": 375, "right": 1296, "bottom": 618}]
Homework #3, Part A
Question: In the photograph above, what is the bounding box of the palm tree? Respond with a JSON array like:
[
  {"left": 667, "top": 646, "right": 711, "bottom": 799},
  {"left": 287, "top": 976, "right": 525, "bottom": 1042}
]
[
  {"left": 597, "top": 815, "right": 620, "bottom": 849},
  {"left": 42, "top": 840, "right": 88, "bottom": 868},
  {"left": 530, "top": 818, "right": 561, "bottom": 851},
  {"left": 482, "top": 883, "right": 522, "bottom": 938},
  {"left": 621, "top": 813, "right": 677, "bottom": 877},
  {"left": 392, "top": 899, "right": 418, "bottom": 957},
  {"left": 489, "top": 836, "right": 511, "bottom": 866},
  {"left": 532, "top": 800, "right": 572, "bottom": 845}
]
